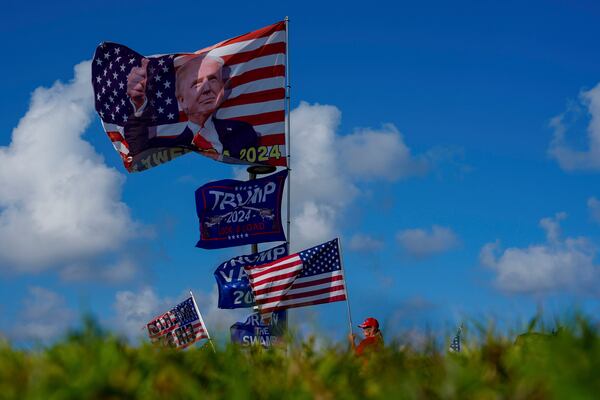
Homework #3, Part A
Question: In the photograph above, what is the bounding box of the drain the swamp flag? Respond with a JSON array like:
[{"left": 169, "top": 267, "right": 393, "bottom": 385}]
[
  {"left": 91, "top": 21, "right": 287, "bottom": 172},
  {"left": 195, "top": 169, "right": 287, "bottom": 249},
  {"left": 230, "top": 310, "right": 287, "bottom": 347}
]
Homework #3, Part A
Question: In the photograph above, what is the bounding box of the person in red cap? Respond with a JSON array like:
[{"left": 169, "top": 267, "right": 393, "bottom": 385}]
[{"left": 349, "top": 317, "right": 384, "bottom": 356}]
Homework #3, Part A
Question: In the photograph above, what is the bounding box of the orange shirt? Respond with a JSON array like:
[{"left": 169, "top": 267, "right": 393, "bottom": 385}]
[{"left": 355, "top": 334, "right": 383, "bottom": 356}]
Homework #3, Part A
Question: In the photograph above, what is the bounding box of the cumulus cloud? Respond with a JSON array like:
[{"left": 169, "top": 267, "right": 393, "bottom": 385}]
[
  {"left": 11, "top": 287, "right": 75, "bottom": 342},
  {"left": 347, "top": 233, "right": 384, "bottom": 252},
  {"left": 539, "top": 211, "right": 567, "bottom": 244},
  {"left": 0, "top": 61, "right": 141, "bottom": 273},
  {"left": 60, "top": 258, "right": 140, "bottom": 284},
  {"left": 548, "top": 82, "right": 600, "bottom": 171},
  {"left": 113, "top": 285, "right": 245, "bottom": 342},
  {"left": 588, "top": 197, "right": 600, "bottom": 224},
  {"left": 481, "top": 213, "right": 600, "bottom": 294},
  {"left": 113, "top": 287, "right": 167, "bottom": 341},
  {"left": 396, "top": 225, "right": 460, "bottom": 258},
  {"left": 287, "top": 101, "right": 443, "bottom": 250},
  {"left": 289, "top": 102, "right": 357, "bottom": 249},
  {"left": 338, "top": 124, "right": 429, "bottom": 181}
]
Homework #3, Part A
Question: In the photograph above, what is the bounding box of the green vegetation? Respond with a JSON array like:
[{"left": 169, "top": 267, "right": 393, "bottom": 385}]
[{"left": 1, "top": 316, "right": 599, "bottom": 399}]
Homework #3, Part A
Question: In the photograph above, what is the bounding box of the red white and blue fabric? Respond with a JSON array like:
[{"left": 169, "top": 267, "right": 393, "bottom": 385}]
[
  {"left": 244, "top": 238, "right": 347, "bottom": 314},
  {"left": 91, "top": 21, "right": 286, "bottom": 172},
  {"left": 146, "top": 297, "right": 209, "bottom": 349}
]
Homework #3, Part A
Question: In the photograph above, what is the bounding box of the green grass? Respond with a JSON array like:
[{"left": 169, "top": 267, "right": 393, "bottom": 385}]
[{"left": 1, "top": 316, "right": 599, "bottom": 399}]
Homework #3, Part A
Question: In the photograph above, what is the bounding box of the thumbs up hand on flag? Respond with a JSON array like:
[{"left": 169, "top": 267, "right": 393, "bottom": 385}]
[{"left": 127, "top": 58, "right": 149, "bottom": 111}]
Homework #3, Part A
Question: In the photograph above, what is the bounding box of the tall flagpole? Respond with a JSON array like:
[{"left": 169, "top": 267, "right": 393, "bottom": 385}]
[
  {"left": 337, "top": 238, "right": 354, "bottom": 337},
  {"left": 189, "top": 290, "right": 216, "bottom": 353},
  {"left": 283, "top": 16, "right": 292, "bottom": 339},
  {"left": 285, "top": 16, "right": 292, "bottom": 251}
]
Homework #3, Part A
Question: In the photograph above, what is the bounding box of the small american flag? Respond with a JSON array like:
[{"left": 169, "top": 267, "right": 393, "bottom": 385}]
[
  {"left": 147, "top": 297, "right": 209, "bottom": 349},
  {"left": 449, "top": 326, "right": 462, "bottom": 353},
  {"left": 244, "top": 238, "right": 347, "bottom": 314}
]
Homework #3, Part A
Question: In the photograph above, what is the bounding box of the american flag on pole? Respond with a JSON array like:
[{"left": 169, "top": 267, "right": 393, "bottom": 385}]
[
  {"left": 244, "top": 238, "right": 347, "bottom": 314},
  {"left": 449, "top": 326, "right": 462, "bottom": 353},
  {"left": 91, "top": 21, "right": 287, "bottom": 172},
  {"left": 146, "top": 297, "right": 209, "bottom": 349}
]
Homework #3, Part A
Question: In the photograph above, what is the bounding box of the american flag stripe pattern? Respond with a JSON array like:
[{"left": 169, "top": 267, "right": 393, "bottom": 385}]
[
  {"left": 449, "top": 327, "right": 462, "bottom": 353},
  {"left": 196, "top": 21, "right": 286, "bottom": 163},
  {"left": 245, "top": 238, "right": 347, "bottom": 314},
  {"left": 146, "top": 297, "right": 209, "bottom": 350},
  {"left": 92, "top": 21, "right": 287, "bottom": 171},
  {"left": 175, "top": 322, "right": 209, "bottom": 349}
]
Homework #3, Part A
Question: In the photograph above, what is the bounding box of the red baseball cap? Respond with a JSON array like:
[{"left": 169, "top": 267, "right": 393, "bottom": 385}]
[{"left": 358, "top": 317, "right": 379, "bottom": 329}]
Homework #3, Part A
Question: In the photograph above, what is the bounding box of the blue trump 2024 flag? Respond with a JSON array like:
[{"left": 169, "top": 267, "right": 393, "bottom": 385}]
[
  {"left": 230, "top": 310, "right": 286, "bottom": 347},
  {"left": 214, "top": 243, "right": 288, "bottom": 309},
  {"left": 195, "top": 170, "right": 287, "bottom": 249}
]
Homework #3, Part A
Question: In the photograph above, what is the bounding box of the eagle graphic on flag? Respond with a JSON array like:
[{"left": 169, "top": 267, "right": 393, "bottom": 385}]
[
  {"left": 91, "top": 21, "right": 287, "bottom": 172},
  {"left": 244, "top": 238, "right": 347, "bottom": 315}
]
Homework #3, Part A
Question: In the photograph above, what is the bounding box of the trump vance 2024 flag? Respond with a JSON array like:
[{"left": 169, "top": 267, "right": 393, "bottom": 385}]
[
  {"left": 91, "top": 21, "right": 287, "bottom": 172},
  {"left": 244, "top": 238, "right": 347, "bottom": 314},
  {"left": 146, "top": 297, "right": 209, "bottom": 349},
  {"left": 214, "top": 243, "right": 288, "bottom": 309}
]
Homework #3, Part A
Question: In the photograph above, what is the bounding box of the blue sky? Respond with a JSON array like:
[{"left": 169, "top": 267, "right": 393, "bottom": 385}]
[{"left": 1, "top": 0, "right": 600, "bottom": 345}]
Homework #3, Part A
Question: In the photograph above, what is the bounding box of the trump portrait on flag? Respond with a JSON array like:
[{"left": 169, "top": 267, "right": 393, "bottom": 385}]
[
  {"left": 92, "top": 21, "right": 288, "bottom": 172},
  {"left": 125, "top": 53, "right": 259, "bottom": 161}
]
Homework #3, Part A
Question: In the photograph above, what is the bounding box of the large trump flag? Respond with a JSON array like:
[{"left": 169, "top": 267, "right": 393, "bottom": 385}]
[{"left": 91, "top": 21, "right": 287, "bottom": 172}]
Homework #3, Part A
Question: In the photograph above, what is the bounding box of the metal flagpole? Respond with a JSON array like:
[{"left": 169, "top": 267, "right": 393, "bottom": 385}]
[
  {"left": 248, "top": 169, "right": 259, "bottom": 255},
  {"left": 281, "top": 16, "right": 292, "bottom": 339},
  {"left": 189, "top": 290, "right": 216, "bottom": 353},
  {"left": 284, "top": 16, "right": 291, "bottom": 250},
  {"left": 337, "top": 238, "right": 354, "bottom": 337},
  {"left": 246, "top": 17, "right": 291, "bottom": 253}
]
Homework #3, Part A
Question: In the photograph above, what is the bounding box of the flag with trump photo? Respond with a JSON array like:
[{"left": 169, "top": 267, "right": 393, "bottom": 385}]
[
  {"left": 91, "top": 21, "right": 287, "bottom": 172},
  {"left": 146, "top": 296, "right": 209, "bottom": 350},
  {"left": 244, "top": 238, "right": 347, "bottom": 315}
]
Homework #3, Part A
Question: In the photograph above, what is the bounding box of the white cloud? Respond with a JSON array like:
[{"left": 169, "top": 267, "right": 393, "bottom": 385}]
[
  {"left": 11, "top": 287, "right": 75, "bottom": 342},
  {"left": 539, "top": 211, "right": 567, "bottom": 244},
  {"left": 113, "top": 287, "right": 166, "bottom": 341},
  {"left": 479, "top": 240, "right": 500, "bottom": 268},
  {"left": 348, "top": 233, "right": 384, "bottom": 252},
  {"left": 396, "top": 225, "right": 460, "bottom": 258},
  {"left": 289, "top": 102, "right": 357, "bottom": 250},
  {"left": 548, "top": 82, "right": 600, "bottom": 171},
  {"left": 60, "top": 258, "right": 140, "bottom": 284},
  {"left": 481, "top": 213, "right": 600, "bottom": 294},
  {"left": 338, "top": 124, "right": 429, "bottom": 181},
  {"left": 588, "top": 197, "right": 600, "bottom": 224},
  {"left": 286, "top": 101, "right": 443, "bottom": 250},
  {"left": 0, "top": 61, "right": 140, "bottom": 272}
]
